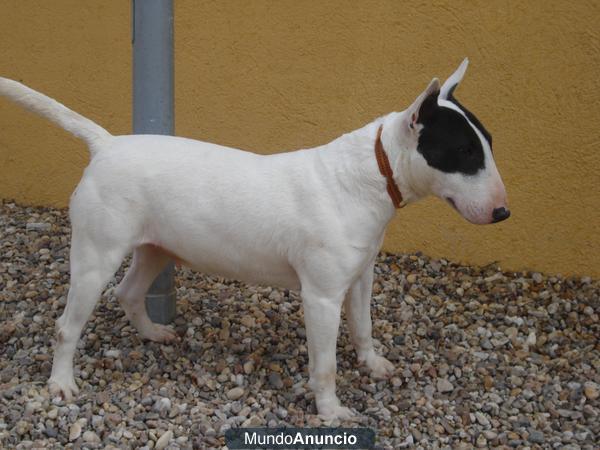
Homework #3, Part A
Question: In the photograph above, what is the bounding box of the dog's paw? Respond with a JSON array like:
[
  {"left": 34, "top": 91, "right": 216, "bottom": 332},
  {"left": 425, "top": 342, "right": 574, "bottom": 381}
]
[
  {"left": 48, "top": 376, "right": 79, "bottom": 402},
  {"left": 318, "top": 404, "right": 356, "bottom": 421},
  {"left": 140, "top": 324, "right": 179, "bottom": 343},
  {"left": 367, "top": 354, "right": 395, "bottom": 379}
]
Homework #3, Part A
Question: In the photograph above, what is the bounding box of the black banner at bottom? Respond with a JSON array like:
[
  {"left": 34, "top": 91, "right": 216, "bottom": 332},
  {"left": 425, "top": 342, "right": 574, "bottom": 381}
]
[{"left": 225, "top": 427, "right": 375, "bottom": 449}]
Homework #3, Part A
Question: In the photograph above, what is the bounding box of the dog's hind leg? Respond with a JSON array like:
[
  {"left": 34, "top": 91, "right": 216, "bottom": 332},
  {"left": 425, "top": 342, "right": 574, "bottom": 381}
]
[
  {"left": 49, "top": 229, "right": 128, "bottom": 401},
  {"left": 114, "top": 244, "right": 178, "bottom": 342}
]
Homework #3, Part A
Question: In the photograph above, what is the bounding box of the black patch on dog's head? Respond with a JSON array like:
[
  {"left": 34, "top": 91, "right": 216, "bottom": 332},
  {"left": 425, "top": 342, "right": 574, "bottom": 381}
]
[
  {"left": 447, "top": 84, "right": 492, "bottom": 148},
  {"left": 416, "top": 91, "right": 486, "bottom": 175}
]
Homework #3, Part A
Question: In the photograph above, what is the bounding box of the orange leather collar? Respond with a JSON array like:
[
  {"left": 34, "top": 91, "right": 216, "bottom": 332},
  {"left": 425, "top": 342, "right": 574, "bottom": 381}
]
[{"left": 374, "top": 125, "right": 404, "bottom": 209}]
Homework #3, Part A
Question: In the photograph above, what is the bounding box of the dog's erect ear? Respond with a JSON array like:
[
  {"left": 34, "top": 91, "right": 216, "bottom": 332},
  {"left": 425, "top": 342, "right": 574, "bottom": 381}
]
[
  {"left": 439, "top": 57, "right": 469, "bottom": 100},
  {"left": 406, "top": 78, "right": 440, "bottom": 129}
]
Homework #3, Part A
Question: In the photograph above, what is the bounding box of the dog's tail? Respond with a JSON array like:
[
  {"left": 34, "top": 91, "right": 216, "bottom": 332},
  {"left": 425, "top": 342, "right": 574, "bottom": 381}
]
[{"left": 0, "top": 77, "right": 111, "bottom": 155}]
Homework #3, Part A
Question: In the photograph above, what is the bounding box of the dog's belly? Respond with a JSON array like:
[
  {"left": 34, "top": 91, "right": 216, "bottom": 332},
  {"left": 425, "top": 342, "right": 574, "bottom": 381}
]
[
  {"left": 148, "top": 235, "right": 302, "bottom": 291},
  {"left": 186, "top": 251, "right": 301, "bottom": 290}
]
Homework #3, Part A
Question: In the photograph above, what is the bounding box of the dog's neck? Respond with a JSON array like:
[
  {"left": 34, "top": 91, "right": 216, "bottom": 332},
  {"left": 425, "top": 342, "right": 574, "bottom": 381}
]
[
  {"left": 380, "top": 111, "right": 432, "bottom": 204},
  {"left": 316, "top": 110, "right": 426, "bottom": 220}
]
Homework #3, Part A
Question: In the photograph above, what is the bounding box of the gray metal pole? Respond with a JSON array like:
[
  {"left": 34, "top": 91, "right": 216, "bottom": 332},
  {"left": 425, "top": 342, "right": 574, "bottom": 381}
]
[{"left": 132, "top": 0, "right": 176, "bottom": 324}]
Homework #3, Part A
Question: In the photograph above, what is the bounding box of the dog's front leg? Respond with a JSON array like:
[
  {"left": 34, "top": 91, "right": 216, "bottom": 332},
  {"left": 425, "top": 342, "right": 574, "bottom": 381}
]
[
  {"left": 301, "top": 288, "right": 354, "bottom": 420},
  {"left": 345, "top": 260, "right": 395, "bottom": 378}
]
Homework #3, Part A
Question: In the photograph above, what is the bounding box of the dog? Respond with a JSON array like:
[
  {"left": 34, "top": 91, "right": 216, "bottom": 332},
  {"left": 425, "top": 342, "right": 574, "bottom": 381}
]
[{"left": 0, "top": 58, "right": 509, "bottom": 419}]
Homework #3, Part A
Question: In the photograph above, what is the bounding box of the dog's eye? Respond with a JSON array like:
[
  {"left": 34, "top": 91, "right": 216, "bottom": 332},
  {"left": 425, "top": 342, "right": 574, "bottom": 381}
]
[{"left": 459, "top": 147, "right": 474, "bottom": 156}]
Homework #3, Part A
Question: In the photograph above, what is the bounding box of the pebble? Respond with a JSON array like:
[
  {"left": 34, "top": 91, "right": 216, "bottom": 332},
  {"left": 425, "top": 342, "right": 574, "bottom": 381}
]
[
  {"left": 243, "top": 360, "right": 254, "bottom": 374},
  {"left": 83, "top": 430, "right": 101, "bottom": 444},
  {"left": 226, "top": 387, "right": 245, "bottom": 400},
  {"left": 240, "top": 315, "right": 255, "bottom": 328},
  {"left": 68, "top": 422, "right": 82, "bottom": 441},
  {"left": 476, "top": 434, "right": 487, "bottom": 448},
  {"left": 526, "top": 331, "right": 537, "bottom": 347},
  {"left": 16, "top": 420, "right": 31, "bottom": 436},
  {"left": 475, "top": 411, "right": 490, "bottom": 427},
  {"left": 528, "top": 429, "right": 545, "bottom": 444},
  {"left": 484, "top": 376, "right": 494, "bottom": 390},
  {"left": 153, "top": 397, "right": 172, "bottom": 413},
  {"left": 483, "top": 430, "right": 497, "bottom": 439},
  {"left": 26, "top": 222, "right": 51, "bottom": 231},
  {"left": 437, "top": 378, "right": 454, "bottom": 393},
  {"left": 584, "top": 381, "right": 599, "bottom": 400},
  {"left": 104, "top": 349, "right": 121, "bottom": 358},
  {"left": 155, "top": 430, "right": 173, "bottom": 450},
  {"left": 275, "top": 407, "right": 288, "bottom": 419},
  {"left": 269, "top": 372, "right": 284, "bottom": 389}
]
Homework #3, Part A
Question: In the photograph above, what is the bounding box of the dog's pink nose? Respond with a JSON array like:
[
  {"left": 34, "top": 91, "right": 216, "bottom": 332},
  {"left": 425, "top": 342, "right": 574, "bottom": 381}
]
[{"left": 492, "top": 207, "right": 510, "bottom": 223}]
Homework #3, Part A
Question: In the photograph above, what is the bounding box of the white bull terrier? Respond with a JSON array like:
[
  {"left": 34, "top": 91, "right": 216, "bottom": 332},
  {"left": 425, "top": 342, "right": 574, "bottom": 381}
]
[{"left": 0, "top": 59, "right": 509, "bottom": 419}]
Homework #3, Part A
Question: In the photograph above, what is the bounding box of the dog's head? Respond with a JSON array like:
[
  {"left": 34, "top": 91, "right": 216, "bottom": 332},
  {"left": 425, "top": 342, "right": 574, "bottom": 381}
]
[{"left": 396, "top": 59, "right": 509, "bottom": 225}]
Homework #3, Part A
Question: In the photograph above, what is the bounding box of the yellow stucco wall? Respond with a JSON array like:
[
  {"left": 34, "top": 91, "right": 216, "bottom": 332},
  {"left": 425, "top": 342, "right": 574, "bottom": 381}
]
[{"left": 0, "top": 1, "right": 598, "bottom": 277}]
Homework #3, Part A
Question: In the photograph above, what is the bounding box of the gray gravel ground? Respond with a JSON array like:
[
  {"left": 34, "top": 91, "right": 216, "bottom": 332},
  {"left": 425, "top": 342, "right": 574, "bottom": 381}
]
[{"left": 0, "top": 200, "right": 599, "bottom": 449}]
